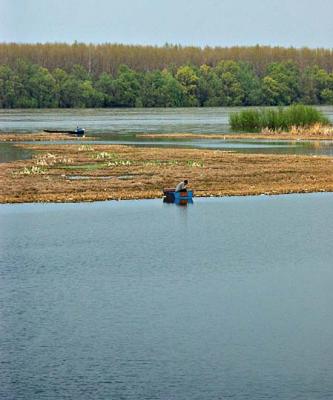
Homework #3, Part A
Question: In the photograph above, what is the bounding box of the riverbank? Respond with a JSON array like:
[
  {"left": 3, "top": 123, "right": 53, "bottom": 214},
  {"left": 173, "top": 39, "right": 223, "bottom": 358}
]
[
  {"left": 2, "top": 125, "right": 333, "bottom": 144},
  {"left": 1, "top": 143, "right": 333, "bottom": 203},
  {"left": 138, "top": 133, "right": 333, "bottom": 141},
  {"left": 138, "top": 128, "right": 333, "bottom": 141}
]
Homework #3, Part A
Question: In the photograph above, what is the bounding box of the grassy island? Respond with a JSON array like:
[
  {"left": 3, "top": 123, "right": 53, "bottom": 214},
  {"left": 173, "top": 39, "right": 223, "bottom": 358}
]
[{"left": 230, "top": 105, "right": 330, "bottom": 131}]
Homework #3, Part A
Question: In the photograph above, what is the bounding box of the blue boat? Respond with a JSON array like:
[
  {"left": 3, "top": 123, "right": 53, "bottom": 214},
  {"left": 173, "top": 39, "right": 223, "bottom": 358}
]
[
  {"left": 72, "top": 128, "right": 85, "bottom": 136},
  {"left": 163, "top": 188, "right": 194, "bottom": 203}
]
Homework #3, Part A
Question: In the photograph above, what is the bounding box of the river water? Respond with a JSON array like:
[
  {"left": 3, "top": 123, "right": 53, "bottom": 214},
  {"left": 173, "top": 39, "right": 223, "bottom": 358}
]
[
  {"left": 0, "top": 107, "right": 243, "bottom": 134},
  {"left": 1, "top": 194, "right": 333, "bottom": 400},
  {"left": 1, "top": 106, "right": 333, "bottom": 134}
]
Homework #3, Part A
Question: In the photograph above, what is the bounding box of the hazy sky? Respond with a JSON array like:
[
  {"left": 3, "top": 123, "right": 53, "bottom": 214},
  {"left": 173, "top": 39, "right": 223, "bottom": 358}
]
[{"left": 1, "top": 0, "right": 333, "bottom": 48}]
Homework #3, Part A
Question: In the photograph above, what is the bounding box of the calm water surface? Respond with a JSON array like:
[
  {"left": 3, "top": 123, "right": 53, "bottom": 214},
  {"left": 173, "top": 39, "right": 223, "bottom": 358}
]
[
  {"left": 0, "top": 108, "right": 233, "bottom": 134},
  {"left": 1, "top": 194, "right": 333, "bottom": 399},
  {"left": 1, "top": 107, "right": 333, "bottom": 135}
]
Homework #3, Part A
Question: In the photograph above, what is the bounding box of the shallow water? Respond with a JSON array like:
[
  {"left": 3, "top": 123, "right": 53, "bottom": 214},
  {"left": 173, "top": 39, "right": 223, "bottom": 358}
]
[
  {"left": 1, "top": 107, "right": 333, "bottom": 162},
  {"left": 0, "top": 143, "right": 33, "bottom": 163},
  {"left": 3, "top": 138, "right": 333, "bottom": 164},
  {"left": 1, "top": 194, "right": 333, "bottom": 400}
]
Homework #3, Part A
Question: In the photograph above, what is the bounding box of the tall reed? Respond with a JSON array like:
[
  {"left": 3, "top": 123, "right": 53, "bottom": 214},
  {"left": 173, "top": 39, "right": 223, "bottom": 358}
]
[{"left": 230, "top": 105, "right": 330, "bottom": 131}]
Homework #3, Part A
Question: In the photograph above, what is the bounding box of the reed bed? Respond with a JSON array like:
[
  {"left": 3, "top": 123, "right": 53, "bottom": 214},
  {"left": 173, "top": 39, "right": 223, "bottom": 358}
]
[
  {"left": 288, "top": 123, "right": 333, "bottom": 136},
  {"left": 230, "top": 105, "right": 330, "bottom": 131}
]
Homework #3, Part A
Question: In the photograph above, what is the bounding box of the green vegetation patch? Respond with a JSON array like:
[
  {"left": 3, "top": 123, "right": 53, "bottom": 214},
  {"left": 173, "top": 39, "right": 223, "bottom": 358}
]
[
  {"left": 16, "top": 166, "right": 47, "bottom": 175},
  {"left": 230, "top": 105, "right": 330, "bottom": 131},
  {"left": 186, "top": 160, "right": 205, "bottom": 167},
  {"left": 78, "top": 145, "right": 94, "bottom": 152},
  {"left": 107, "top": 160, "right": 133, "bottom": 166},
  {"left": 94, "top": 151, "right": 119, "bottom": 160}
]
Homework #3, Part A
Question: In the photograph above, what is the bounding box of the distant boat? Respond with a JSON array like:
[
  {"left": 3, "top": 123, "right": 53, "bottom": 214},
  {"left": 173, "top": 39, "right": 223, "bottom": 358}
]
[
  {"left": 163, "top": 188, "right": 194, "bottom": 203},
  {"left": 43, "top": 128, "right": 85, "bottom": 137}
]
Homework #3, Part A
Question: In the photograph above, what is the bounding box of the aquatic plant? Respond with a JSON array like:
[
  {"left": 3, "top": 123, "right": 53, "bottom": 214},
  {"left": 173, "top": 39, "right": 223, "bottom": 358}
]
[
  {"left": 78, "top": 145, "right": 94, "bottom": 151},
  {"left": 19, "top": 166, "right": 46, "bottom": 175},
  {"left": 186, "top": 160, "right": 204, "bottom": 167},
  {"left": 107, "top": 160, "right": 132, "bottom": 167},
  {"left": 95, "top": 152, "right": 134, "bottom": 166},
  {"left": 35, "top": 153, "right": 56, "bottom": 166},
  {"left": 230, "top": 105, "right": 330, "bottom": 131},
  {"left": 95, "top": 151, "right": 119, "bottom": 160},
  {"left": 59, "top": 156, "right": 74, "bottom": 165},
  {"left": 35, "top": 153, "right": 73, "bottom": 166}
]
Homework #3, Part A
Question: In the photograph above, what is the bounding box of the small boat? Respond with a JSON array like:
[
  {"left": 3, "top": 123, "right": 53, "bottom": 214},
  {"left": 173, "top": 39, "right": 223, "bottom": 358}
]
[
  {"left": 163, "top": 188, "right": 194, "bottom": 202},
  {"left": 43, "top": 128, "right": 85, "bottom": 137}
]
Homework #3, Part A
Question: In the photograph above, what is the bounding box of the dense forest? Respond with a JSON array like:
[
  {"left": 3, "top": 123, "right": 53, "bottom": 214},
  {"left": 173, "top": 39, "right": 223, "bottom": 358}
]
[
  {"left": 0, "top": 43, "right": 333, "bottom": 108},
  {"left": 1, "top": 43, "right": 333, "bottom": 76}
]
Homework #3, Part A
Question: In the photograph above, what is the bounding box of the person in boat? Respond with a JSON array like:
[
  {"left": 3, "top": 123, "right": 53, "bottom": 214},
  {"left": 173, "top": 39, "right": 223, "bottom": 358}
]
[{"left": 175, "top": 179, "right": 188, "bottom": 193}]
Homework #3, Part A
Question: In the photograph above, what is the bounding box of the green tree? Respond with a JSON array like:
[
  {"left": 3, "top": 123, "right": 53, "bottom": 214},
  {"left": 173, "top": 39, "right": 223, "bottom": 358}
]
[
  {"left": 262, "top": 61, "right": 301, "bottom": 105},
  {"left": 0, "top": 65, "right": 20, "bottom": 108},
  {"left": 141, "top": 70, "right": 184, "bottom": 107},
  {"left": 237, "top": 63, "right": 263, "bottom": 105},
  {"left": 71, "top": 64, "right": 91, "bottom": 81},
  {"left": 197, "top": 64, "right": 220, "bottom": 106},
  {"left": 213, "top": 61, "right": 245, "bottom": 106},
  {"left": 59, "top": 77, "right": 85, "bottom": 107},
  {"left": 175, "top": 65, "right": 199, "bottom": 106},
  {"left": 28, "top": 66, "right": 57, "bottom": 107},
  {"left": 321, "top": 88, "right": 333, "bottom": 104},
  {"left": 162, "top": 71, "right": 185, "bottom": 106},
  {"left": 53, "top": 68, "right": 70, "bottom": 107},
  {"left": 80, "top": 80, "right": 104, "bottom": 107},
  {"left": 53, "top": 65, "right": 103, "bottom": 107},
  {"left": 112, "top": 65, "right": 141, "bottom": 107},
  {"left": 200, "top": 61, "right": 262, "bottom": 106},
  {"left": 12, "top": 60, "right": 39, "bottom": 107},
  {"left": 301, "top": 66, "right": 333, "bottom": 104},
  {"left": 262, "top": 76, "right": 285, "bottom": 106},
  {"left": 95, "top": 72, "right": 114, "bottom": 106}
]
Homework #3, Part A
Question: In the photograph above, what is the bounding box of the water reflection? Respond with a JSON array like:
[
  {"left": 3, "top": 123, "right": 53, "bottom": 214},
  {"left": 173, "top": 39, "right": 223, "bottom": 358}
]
[{"left": 163, "top": 197, "right": 194, "bottom": 206}]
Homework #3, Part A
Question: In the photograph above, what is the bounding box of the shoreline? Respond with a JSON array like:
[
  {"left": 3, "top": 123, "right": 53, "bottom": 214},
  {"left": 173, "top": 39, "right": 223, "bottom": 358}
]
[
  {"left": 2, "top": 130, "right": 333, "bottom": 143},
  {"left": 137, "top": 132, "right": 333, "bottom": 141},
  {"left": 1, "top": 190, "right": 332, "bottom": 206},
  {"left": 2, "top": 143, "right": 333, "bottom": 204}
]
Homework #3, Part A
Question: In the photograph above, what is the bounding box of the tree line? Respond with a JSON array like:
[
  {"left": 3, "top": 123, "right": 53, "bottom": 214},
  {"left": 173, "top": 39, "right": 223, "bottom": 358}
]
[
  {"left": 1, "top": 59, "right": 333, "bottom": 108},
  {"left": 1, "top": 43, "right": 333, "bottom": 77}
]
